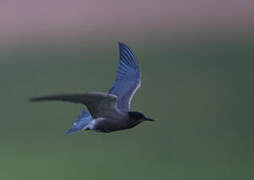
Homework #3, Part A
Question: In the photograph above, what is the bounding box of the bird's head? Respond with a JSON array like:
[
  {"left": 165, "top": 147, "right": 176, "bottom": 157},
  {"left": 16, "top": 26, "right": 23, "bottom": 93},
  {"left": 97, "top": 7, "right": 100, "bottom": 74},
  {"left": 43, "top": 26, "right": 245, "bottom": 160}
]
[{"left": 128, "top": 111, "right": 155, "bottom": 122}]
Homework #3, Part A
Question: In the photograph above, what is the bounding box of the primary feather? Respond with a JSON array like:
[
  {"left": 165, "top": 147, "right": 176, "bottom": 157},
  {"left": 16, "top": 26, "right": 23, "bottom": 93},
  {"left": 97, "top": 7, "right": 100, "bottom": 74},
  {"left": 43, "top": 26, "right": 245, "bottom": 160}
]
[{"left": 109, "top": 42, "right": 141, "bottom": 112}]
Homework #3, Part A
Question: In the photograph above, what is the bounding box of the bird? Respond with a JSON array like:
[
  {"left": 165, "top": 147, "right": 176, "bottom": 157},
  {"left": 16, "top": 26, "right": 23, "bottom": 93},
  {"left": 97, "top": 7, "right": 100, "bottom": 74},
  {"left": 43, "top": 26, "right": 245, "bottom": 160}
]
[{"left": 30, "top": 42, "right": 154, "bottom": 134}]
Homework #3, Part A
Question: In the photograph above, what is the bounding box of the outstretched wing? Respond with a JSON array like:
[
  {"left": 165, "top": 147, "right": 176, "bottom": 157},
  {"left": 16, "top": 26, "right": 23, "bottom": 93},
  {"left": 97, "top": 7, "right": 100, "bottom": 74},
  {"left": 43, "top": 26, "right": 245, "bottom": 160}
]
[
  {"left": 30, "top": 92, "right": 118, "bottom": 118},
  {"left": 109, "top": 42, "right": 141, "bottom": 112}
]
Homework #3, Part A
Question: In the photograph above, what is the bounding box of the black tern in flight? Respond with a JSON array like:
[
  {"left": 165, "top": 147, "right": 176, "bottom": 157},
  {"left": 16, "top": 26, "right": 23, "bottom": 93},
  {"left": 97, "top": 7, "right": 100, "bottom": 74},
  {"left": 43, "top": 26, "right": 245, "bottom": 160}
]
[{"left": 30, "top": 42, "right": 154, "bottom": 133}]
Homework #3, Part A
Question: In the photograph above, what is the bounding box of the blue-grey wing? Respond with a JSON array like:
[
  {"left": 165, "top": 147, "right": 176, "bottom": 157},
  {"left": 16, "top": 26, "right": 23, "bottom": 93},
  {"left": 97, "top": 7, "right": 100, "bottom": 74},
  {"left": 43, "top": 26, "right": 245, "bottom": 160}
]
[
  {"left": 109, "top": 42, "right": 141, "bottom": 112},
  {"left": 65, "top": 110, "right": 93, "bottom": 134}
]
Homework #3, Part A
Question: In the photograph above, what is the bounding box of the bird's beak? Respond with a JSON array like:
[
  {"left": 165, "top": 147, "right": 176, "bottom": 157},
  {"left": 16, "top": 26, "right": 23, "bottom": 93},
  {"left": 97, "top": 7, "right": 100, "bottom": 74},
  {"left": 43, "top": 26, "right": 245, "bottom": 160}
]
[{"left": 144, "top": 117, "right": 155, "bottom": 122}]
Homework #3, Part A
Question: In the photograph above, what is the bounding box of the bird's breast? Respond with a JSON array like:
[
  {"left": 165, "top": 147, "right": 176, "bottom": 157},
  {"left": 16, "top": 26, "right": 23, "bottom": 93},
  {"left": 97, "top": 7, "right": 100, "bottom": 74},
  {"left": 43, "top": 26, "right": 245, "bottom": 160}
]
[{"left": 92, "top": 115, "right": 141, "bottom": 133}]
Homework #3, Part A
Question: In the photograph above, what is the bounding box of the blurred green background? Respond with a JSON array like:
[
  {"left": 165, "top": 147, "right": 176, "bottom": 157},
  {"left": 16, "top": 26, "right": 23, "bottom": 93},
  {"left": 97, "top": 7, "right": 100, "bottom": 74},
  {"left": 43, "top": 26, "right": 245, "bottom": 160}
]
[{"left": 1, "top": 1, "right": 254, "bottom": 179}]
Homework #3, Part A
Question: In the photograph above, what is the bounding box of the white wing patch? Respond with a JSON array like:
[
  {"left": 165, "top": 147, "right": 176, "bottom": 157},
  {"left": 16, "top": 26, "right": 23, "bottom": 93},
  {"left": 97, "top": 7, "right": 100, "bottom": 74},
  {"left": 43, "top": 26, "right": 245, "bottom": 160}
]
[
  {"left": 128, "top": 80, "right": 141, "bottom": 109},
  {"left": 86, "top": 118, "right": 105, "bottom": 130}
]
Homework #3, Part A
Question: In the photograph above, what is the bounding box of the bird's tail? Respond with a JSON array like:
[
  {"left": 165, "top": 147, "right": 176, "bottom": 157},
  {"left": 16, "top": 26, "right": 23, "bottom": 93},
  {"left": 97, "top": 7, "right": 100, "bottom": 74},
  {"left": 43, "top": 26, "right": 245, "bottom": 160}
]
[{"left": 65, "top": 110, "right": 93, "bottom": 134}]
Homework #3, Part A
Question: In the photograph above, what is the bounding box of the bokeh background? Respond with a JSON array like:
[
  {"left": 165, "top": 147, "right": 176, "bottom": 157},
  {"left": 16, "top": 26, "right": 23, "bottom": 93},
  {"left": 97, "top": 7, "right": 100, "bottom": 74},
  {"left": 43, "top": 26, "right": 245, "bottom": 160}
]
[{"left": 1, "top": 0, "right": 254, "bottom": 179}]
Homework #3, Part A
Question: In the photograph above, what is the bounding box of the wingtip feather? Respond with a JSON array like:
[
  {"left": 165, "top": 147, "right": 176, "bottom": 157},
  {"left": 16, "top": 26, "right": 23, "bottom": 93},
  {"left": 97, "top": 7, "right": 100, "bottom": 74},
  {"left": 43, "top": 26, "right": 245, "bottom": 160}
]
[
  {"left": 118, "top": 41, "right": 125, "bottom": 47},
  {"left": 29, "top": 97, "right": 41, "bottom": 102}
]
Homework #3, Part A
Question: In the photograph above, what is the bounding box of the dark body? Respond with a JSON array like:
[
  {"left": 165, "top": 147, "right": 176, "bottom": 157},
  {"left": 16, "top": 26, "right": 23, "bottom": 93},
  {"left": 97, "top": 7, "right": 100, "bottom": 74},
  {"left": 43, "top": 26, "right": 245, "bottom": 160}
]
[{"left": 94, "top": 113, "right": 143, "bottom": 133}]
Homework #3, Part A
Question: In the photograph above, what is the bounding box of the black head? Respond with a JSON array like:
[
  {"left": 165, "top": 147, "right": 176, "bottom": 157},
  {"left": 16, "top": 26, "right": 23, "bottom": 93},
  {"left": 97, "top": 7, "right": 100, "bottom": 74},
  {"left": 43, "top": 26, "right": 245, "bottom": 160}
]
[{"left": 128, "top": 111, "right": 155, "bottom": 122}]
